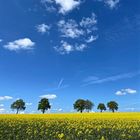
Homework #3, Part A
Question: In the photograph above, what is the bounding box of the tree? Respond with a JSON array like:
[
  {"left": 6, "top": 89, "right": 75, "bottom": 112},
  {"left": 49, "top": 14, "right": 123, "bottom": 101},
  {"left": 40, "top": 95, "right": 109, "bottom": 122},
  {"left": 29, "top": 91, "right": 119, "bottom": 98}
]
[
  {"left": 97, "top": 103, "right": 106, "bottom": 112},
  {"left": 38, "top": 98, "right": 51, "bottom": 114},
  {"left": 107, "top": 101, "right": 118, "bottom": 113},
  {"left": 85, "top": 100, "right": 94, "bottom": 112},
  {"left": 11, "top": 99, "right": 26, "bottom": 114},
  {"left": 73, "top": 99, "right": 86, "bottom": 113}
]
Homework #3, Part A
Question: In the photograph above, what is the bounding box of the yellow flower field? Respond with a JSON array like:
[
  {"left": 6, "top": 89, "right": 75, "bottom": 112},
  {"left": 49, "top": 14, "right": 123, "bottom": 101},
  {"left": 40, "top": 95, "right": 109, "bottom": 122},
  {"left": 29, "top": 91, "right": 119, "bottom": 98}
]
[{"left": 0, "top": 113, "right": 140, "bottom": 140}]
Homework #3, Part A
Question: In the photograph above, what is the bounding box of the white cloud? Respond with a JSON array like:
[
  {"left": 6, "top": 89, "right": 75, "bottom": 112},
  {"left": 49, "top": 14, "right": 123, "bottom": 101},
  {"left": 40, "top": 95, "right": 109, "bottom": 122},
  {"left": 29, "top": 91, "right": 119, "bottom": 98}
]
[
  {"left": 19, "top": 111, "right": 25, "bottom": 114},
  {"left": 54, "top": 41, "right": 88, "bottom": 54},
  {"left": 40, "top": 94, "right": 57, "bottom": 99},
  {"left": 0, "top": 39, "right": 3, "bottom": 42},
  {"left": 0, "top": 104, "right": 4, "bottom": 107},
  {"left": 3, "top": 38, "right": 35, "bottom": 51},
  {"left": 60, "top": 41, "right": 73, "bottom": 53},
  {"left": 58, "top": 20, "right": 84, "bottom": 38},
  {"left": 40, "top": 0, "right": 57, "bottom": 12},
  {"left": 52, "top": 108, "right": 63, "bottom": 112},
  {"left": 105, "top": 0, "right": 120, "bottom": 9},
  {"left": 86, "top": 35, "right": 98, "bottom": 43},
  {"left": 55, "top": 0, "right": 81, "bottom": 14},
  {"left": 58, "top": 108, "right": 63, "bottom": 111},
  {"left": 57, "top": 13, "right": 97, "bottom": 39},
  {"left": 56, "top": 13, "right": 98, "bottom": 54},
  {"left": 0, "top": 108, "right": 5, "bottom": 113},
  {"left": 41, "top": 0, "right": 53, "bottom": 3},
  {"left": 54, "top": 41, "right": 74, "bottom": 54},
  {"left": 46, "top": 6, "right": 57, "bottom": 12},
  {"left": 97, "top": 0, "right": 120, "bottom": 9},
  {"left": 125, "top": 107, "right": 135, "bottom": 111},
  {"left": 116, "top": 88, "right": 137, "bottom": 96},
  {"left": 80, "top": 13, "right": 97, "bottom": 28},
  {"left": 125, "top": 89, "right": 137, "bottom": 94},
  {"left": 41, "top": 0, "right": 81, "bottom": 14},
  {"left": 36, "top": 24, "right": 51, "bottom": 34},
  {"left": 75, "top": 44, "right": 87, "bottom": 51},
  {"left": 0, "top": 96, "right": 13, "bottom": 101},
  {"left": 26, "top": 103, "right": 32, "bottom": 106}
]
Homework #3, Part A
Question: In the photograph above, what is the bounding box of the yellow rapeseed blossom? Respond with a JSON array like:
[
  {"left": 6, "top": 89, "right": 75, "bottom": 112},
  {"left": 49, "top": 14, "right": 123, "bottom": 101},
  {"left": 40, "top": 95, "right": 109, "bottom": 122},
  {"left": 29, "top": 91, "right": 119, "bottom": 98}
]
[{"left": 0, "top": 113, "right": 140, "bottom": 140}]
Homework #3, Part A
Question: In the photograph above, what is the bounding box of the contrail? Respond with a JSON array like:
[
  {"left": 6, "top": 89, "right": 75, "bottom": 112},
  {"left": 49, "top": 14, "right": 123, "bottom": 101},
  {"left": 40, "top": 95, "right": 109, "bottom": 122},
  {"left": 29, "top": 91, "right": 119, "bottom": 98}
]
[{"left": 58, "top": 78, "right": 64, "bottom": 88}]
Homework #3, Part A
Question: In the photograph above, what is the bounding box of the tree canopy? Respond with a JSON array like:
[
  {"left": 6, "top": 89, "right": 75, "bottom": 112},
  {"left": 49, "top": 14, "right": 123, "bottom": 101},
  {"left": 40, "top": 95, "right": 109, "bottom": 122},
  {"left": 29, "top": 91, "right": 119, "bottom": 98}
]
[
  {"left": 107, "top": 101, "right": 118, "bottom": 112},
  {"left": 38, "top": 98, "right": 51, "bottom": 114},
  {"left": 73, "top": 99, "right": 93, "bottom": 113},
  {"left": 85, "top": 100, "right": 94, "bottom": 112},
  {"left": 11, "top": 99, "right": 26, "bottom": 114},
  {"left": 97, "top": 103, "right": 106, "bottom": 112}
]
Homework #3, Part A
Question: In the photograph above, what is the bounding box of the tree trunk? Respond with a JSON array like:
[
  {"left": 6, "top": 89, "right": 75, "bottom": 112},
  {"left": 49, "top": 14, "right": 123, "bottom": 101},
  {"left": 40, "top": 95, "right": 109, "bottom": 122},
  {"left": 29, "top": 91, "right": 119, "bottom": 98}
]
[
  {"left": 80, "top": 110, "right": 83, "bottom": 113},
  {"left": 101, "top": 110, "right": 102, "bottom": 113},
  {"left": 16, "top": 109, "right": 19, "bottom": 114}
]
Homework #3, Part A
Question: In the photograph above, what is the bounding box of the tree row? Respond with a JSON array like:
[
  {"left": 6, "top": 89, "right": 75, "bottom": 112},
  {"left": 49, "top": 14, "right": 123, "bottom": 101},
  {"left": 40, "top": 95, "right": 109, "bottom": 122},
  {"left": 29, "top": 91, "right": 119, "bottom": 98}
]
[{"left": 11, "top": 98, "right": 118, "bottom": 114}]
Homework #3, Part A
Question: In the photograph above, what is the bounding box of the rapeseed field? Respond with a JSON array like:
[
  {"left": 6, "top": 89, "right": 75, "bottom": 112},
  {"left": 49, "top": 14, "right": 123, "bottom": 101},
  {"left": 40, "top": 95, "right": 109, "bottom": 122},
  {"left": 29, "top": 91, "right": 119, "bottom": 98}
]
[{"left": 0, "top": 113, "right": 140, "bottom": 140}]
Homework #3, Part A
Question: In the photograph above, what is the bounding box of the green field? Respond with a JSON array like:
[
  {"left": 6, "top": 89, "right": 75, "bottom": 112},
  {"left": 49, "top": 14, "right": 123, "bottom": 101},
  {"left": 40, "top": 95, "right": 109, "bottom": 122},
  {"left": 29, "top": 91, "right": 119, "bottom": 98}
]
[{"left": 0, "top": 113, "right": 140, "bottom": 140}]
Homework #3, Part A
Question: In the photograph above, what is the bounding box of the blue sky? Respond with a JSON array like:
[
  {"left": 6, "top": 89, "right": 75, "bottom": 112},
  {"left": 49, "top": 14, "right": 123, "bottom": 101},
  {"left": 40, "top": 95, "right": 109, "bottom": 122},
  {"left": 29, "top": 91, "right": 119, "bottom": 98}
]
[{"left": 0, "top": 0, "right": 140, "bottom": 113}]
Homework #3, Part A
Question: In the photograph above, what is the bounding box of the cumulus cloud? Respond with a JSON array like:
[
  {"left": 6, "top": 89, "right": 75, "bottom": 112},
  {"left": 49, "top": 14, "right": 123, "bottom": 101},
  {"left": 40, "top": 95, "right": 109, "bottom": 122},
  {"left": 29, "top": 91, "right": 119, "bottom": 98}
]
[
  {"left": 41, "top": 0, "right": 81, "bottom": 14},
  {"left": 58, "top": 13, "right": 97, "bottom": 39},
  {"left": 0, "top": 96, "right": 13, "bottom": 101},
  {"left": 58, "top": 19, "right": 84, "bottom": 38},
  {"left": 125, "top": 107, "right": 135, "bottom": 111},
  {"left": 55, "top": 0, "right": 81, "bottom": 14},
  {"left": 41, "top": 0, "right": 53, "bottom": 3},
  {"left": 3, "top": 38, "right": 35, "bottom": 51},
  {"left": 58, "top": 108, "right": 62, "bottom": 111},
  {"left": 0, "top": 104, "right": 4, "bottom": 107},
  {"left": 98, "top": 0, "right": 120, "bottom": 9},
  {"left": 36, "top": 24, "right": 51, "bottom": 34},
  {"left": 19, "top": 111, "right": 25, "bottom": 114},
  {"left": 80, "top": 13, "right": 97, "bottom": 28},
  {"left": 56, "top": 13, "right": 98, "bottom": 54},
  {"left": 40, "top": 0, "right": 56, "bottom": 12},
  {"left": 54, "top": 41, "right": 74, "bottom": 54},
  {"left": 26, "top": 103, "right": 32, "bottom": 106},
  {"left": 86, "top": 35, "right": 98, "bottom": 43},
  {"left": 53, "top": 108, "right": 63, "bottom": 112},
  {"left": 0, "top": 108, "right": 5, "bottom": 113},
  {"left": 40, "top": 94, "right": 57, "bottom": 99},
  {"left": 54, "top": 41, "right": 88, "bottom": 54},
  {"left": 75, "top": 44, "right": 87, "bottom": 51},
  {"left": 116, "top": 88, "right": 137, "bottom": 96},
  {"left": 105, "top": 0, "right": 120, "bottom": 9}
]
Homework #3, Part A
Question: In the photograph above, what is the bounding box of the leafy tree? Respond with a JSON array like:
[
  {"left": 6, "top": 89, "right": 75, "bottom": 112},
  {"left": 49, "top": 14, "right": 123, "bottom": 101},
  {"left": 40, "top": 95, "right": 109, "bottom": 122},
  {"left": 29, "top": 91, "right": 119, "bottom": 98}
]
[
  {"left": 38, "top": 98, "right": 51, "bottom": 114},
  {"left": 85, "top": 100, "right": 94, "bottom": 112},
  {"left": 73, "top": 99, "right": 86, "bottom": 113},
  {"left": 11, "top": 99, "right": 26, "bottom": 114},
  {"left": 107, "top": 101, "right": 118, "bottom": 112},
  {"left": 97, "top": 103, "right": 106, "bottom": 112}
]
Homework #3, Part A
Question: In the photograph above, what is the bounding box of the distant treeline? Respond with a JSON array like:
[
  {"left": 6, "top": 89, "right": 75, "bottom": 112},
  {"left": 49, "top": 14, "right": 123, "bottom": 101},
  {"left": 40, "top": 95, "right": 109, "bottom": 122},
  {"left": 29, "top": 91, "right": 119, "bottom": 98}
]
[{"left": 11, "top": 98, "right": 118, "bottom": 114}]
